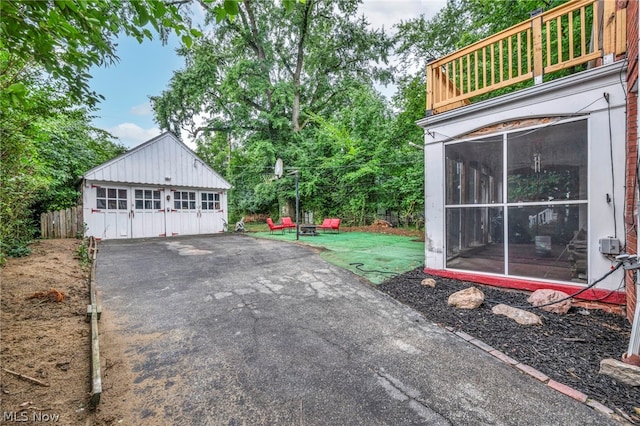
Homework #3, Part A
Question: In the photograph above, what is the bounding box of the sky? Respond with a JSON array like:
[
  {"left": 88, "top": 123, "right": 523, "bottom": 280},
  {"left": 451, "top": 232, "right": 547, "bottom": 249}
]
[{"left": 89, "top": 0, "right": 446, "bottom": 149}]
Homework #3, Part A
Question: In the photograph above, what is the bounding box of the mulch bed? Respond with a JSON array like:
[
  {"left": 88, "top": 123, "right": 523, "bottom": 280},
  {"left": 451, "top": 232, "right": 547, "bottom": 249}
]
[{"left": 378, "top": 267, "right": 640, "bottom": 423}]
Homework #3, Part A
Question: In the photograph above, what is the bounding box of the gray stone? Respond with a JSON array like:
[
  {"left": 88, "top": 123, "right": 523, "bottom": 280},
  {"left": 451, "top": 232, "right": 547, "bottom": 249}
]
[
  {"left": 492, "top": 304, "right": 542, "bottom": 325},
  {"left": 599, "top": 358, "right": 640, "bottom": 386},
  {"left": 448, "top": 287, "right": 484, "bottom": 309},
  {"left": 527, "top": 289, "right": 572, "bottom": 314}
]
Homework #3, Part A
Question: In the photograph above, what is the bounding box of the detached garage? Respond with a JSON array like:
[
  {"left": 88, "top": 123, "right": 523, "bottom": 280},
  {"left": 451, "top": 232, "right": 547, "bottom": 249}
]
[{"left": 82, "top": 132, "right": 231, "bottom": 240}]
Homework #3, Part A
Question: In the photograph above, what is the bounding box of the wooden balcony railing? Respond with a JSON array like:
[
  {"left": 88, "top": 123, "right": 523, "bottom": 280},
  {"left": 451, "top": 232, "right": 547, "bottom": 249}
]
[{"left": 426, "top": 0, "right": 627, "bottom": 115}]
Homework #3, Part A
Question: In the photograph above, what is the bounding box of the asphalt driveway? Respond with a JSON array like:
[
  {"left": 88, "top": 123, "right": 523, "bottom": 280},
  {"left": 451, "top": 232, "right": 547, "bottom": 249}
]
[{"left": 96, "top": 234, "right": 616, "bottom": 425}]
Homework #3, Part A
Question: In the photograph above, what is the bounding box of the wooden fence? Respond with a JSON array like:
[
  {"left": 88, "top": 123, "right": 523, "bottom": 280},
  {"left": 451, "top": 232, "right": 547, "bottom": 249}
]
[{"left": 40, "top": 206, "right": 83, "bottom": 239}]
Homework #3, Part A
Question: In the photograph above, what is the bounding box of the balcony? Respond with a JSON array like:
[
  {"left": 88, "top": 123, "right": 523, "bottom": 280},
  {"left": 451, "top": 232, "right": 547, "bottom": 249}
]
[{"left": 426, "top": 0, "right": 627, "bottom": 115}]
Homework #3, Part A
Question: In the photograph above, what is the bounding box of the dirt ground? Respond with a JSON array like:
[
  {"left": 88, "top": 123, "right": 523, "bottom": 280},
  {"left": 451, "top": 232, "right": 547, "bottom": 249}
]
[
  {"left": 2, "top": 232, "right": 638, "bottom": 424},
  {"left": 0, "top": 227, "right": 419, "bottom": 426},
  {"left": 0, "top": 239, "right": 93, "bottom": 425}
]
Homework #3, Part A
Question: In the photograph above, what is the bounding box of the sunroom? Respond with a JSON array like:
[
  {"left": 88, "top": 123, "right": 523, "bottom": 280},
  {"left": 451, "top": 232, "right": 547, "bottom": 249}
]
[{"left": 417, "top": 0, "right": 629, "bottom": 305}]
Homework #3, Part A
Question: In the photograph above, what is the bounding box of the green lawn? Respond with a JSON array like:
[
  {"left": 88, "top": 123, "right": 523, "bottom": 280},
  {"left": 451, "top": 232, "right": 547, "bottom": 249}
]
[{"left": 249, "top": 228, "right": 424, "bottom": 284}]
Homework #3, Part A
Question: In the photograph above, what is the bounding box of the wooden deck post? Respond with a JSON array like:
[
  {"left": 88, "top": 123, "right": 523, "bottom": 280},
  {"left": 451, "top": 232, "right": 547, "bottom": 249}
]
[
  {"left": 602, "top": 0, "right": 616, "bottom": 62},
  {"left": 426, "top": 63, "right": 433, "bottom": 114},
  {"left": 531, "top": 9, "right": 544, "bottom": 85}
]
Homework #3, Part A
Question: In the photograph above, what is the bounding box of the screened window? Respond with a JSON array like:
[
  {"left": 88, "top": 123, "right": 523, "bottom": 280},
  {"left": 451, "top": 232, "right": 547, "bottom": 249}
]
[
  {"left": 174, "top": 191, "right": 196, "bottom": 210},
  {"left": 507, "top": 121, "right": 587, "bottom": 202},
  {"left": 445, "top": 136, "right": 503, "bottom": 205},
  {"left": 201, "top": 192, "right": 220, "bottom": 210},
  {"left": 96, "top": 187, "right": 127, "bottom": 210},
  {"left": 135, "top": 189, "right": 161, "bottom": 210},
  {"left": 444, "top": 120, "right": 588, "bottom": 282}
]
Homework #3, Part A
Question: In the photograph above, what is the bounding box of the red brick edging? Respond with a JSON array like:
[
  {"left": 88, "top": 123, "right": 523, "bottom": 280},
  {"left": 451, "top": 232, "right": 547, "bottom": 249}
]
[{"left": 446, "top": 327, "right": 616, "bottom": 418}]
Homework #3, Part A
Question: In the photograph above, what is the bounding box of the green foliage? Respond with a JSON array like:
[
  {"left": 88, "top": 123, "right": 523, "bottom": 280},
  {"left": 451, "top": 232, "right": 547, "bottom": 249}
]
[
  {"left": 75, "top": 238, "right": 92, "bottom": 270},
  {"left": 153, "top": 0, "right": 396, "bottom": 222},
  {"left": 1, "top": 71, "right": 49, "bottom": 263},
  {"left": 152, "top": 0, "right": 391, "bottom": 139},
  {"left": 0, "top": 68, "right": 125, "bottom": 261},
  {"left": 294, "top": 85, "right": 424, "bottom": 225},
  {"left": 32, "top": 111, "right": 125, "bottom": 212},
  {"left": 508, "top": 170, "right": 576, "bottom": 202},
  {"left": 394, "top": 0, "right": 474, "bottom": 70},
  {"left": 0, "top": 0, "right": 191, "bottom": 106}
]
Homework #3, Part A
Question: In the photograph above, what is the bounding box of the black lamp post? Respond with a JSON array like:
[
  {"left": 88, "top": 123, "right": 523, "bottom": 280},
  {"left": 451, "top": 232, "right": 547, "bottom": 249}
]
[{"left": 288, "top": 170, "right": 299, "bottom": 241}]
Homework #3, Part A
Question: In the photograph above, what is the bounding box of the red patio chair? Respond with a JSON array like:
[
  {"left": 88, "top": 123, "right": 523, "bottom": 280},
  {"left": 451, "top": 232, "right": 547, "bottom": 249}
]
[
  {"left": 318, "top": 218, "right": 333, "bottom": 232},
  {"left": 319, "top": 218, "right": 341, "bottom": 233},
  {"left": 281, "top": 217, "right": 296, "bottom": 232},
  {"left": 266, "top": 218, "right": 285, "bottom": 234}
]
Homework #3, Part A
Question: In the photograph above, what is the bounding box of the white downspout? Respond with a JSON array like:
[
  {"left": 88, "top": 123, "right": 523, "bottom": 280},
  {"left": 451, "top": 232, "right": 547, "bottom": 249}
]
[{"left": 628, "top": 275, "right": 640, "bottom": 358}]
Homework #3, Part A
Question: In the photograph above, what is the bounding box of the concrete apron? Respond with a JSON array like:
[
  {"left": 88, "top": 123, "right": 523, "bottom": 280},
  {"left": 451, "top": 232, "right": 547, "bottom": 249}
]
[{"left": 96, "top": 234, "right": 616, "bottom": 425}]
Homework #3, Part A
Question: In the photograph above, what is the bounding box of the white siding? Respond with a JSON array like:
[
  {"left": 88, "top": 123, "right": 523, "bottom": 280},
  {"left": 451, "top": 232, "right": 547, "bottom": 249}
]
[
  {"left": 418, "top": 62, "right": 626, "bottom": 291},
  {"left": 424, "top": 141, "right": 445, "bottom": 269},
  {"left": 83, "top": 133, "right": 231, "bottom": 190},
  {"left": 82, "top": 132, "right": 231, "bottom": 240}
]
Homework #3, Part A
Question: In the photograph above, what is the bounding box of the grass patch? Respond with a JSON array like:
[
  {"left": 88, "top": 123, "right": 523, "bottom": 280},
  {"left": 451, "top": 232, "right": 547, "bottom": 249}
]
[{"left": 250, "top": 230, "right": 424, "bottom": 284}]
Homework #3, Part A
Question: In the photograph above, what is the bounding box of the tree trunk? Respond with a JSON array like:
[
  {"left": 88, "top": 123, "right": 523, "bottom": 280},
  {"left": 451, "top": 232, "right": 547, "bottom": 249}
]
[{"left": 292, "top": 0, "right": 312, "bottom": 132}]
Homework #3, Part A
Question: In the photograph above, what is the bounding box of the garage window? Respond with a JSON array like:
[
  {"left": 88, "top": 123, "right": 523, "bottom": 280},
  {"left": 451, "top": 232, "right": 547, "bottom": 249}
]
[
  {"left": 174, "top": 191, "right": 196, "bottom": 210},
  {"left": 135, "top": 189, "right": 161, "bottom": 209},
  {"left": 201, "top": 192, "right": 220, "bottom": 210},
  {"left": 96, "top": 187, "right": 127, "bottom": 210}
]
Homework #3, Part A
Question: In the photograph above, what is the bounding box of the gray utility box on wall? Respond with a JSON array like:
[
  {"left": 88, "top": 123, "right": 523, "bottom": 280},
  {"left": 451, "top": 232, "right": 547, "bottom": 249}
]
[{"left": 599, "top": 237, "right": 621, "bottom": 255}]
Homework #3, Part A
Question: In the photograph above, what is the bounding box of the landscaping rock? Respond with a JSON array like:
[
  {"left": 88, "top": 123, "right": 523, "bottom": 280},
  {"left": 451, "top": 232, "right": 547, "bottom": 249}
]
[
  {"left": 491, "top": 304, "right": 542, "bottom": 325},
  {"left": 623, "top": 352, "right": 640, "bottom": 367},
  {"left": 421, "top": 278, "right": 436, "bottom": 288},
  {"left": 527, "top": 289, "right": 572, "bottom": 314},
  {"left": 599, "top": 358, "right": 640, "bottom": 386},
  {"left": 448, "top": 287, "right": 484, "bottom": 309}
]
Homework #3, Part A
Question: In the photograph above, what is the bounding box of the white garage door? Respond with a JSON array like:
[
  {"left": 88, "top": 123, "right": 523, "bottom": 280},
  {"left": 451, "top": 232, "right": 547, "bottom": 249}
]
[
  {"left": 167, "top": 190, "right": 200, "bottom": 236},
  {"left": 86, "top": 184, "right": 226, "bottom": 239},
  {"left": 131, "top": 188, "right": 165, "bottom": 238},
  {"left": 199, "top": 192, "right": 222, "bottom": 234},
  {"left": 91, "top": 187, "right": 130, "bottom": 239}
]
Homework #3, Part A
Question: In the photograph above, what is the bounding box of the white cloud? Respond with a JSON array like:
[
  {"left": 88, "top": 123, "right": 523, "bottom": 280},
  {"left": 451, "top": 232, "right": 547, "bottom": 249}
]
[
  {"left": 108, "top": 123, "right": 161, "bottom": 147},
  {"left": 129, "top": 102, "right": 153, "bottom": 116},
  {"left": 359, "top": 0, "right": 447, "bottom": 100},
  {"left": 359, "top": 0, "right": 446, "bottom": 34}
]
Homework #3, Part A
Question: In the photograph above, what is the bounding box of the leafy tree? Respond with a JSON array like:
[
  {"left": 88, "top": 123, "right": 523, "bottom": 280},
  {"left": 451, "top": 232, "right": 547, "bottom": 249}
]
[
  {"left": 385, "top": 74, "right": 427, "bottom": 225},
  {"left": 153, "top": 0, "right": 392, "bottom": 219},
  {"left": 0, "top": 0, "right": 196, "bottom": 262},
  {"left": 0, "top": 73, "right": 126, "bottom": 262},
  {"left": 152, "top": 0, "right": 391, "bottom": 139},
  {"left": 394, "top": 0, "right": 474, "bottom": 71},
  {"left": 0, "top": 0, "right": 194, "bottom": 106},
  {"left": 298, "top": 86, "right": 402, "bottom": 224},
  {"left": 0, "top": 93, "right": 47, "bottom": 259},
  {"left": 32, "top": 109, "right": 126, "bottom": 213}
]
